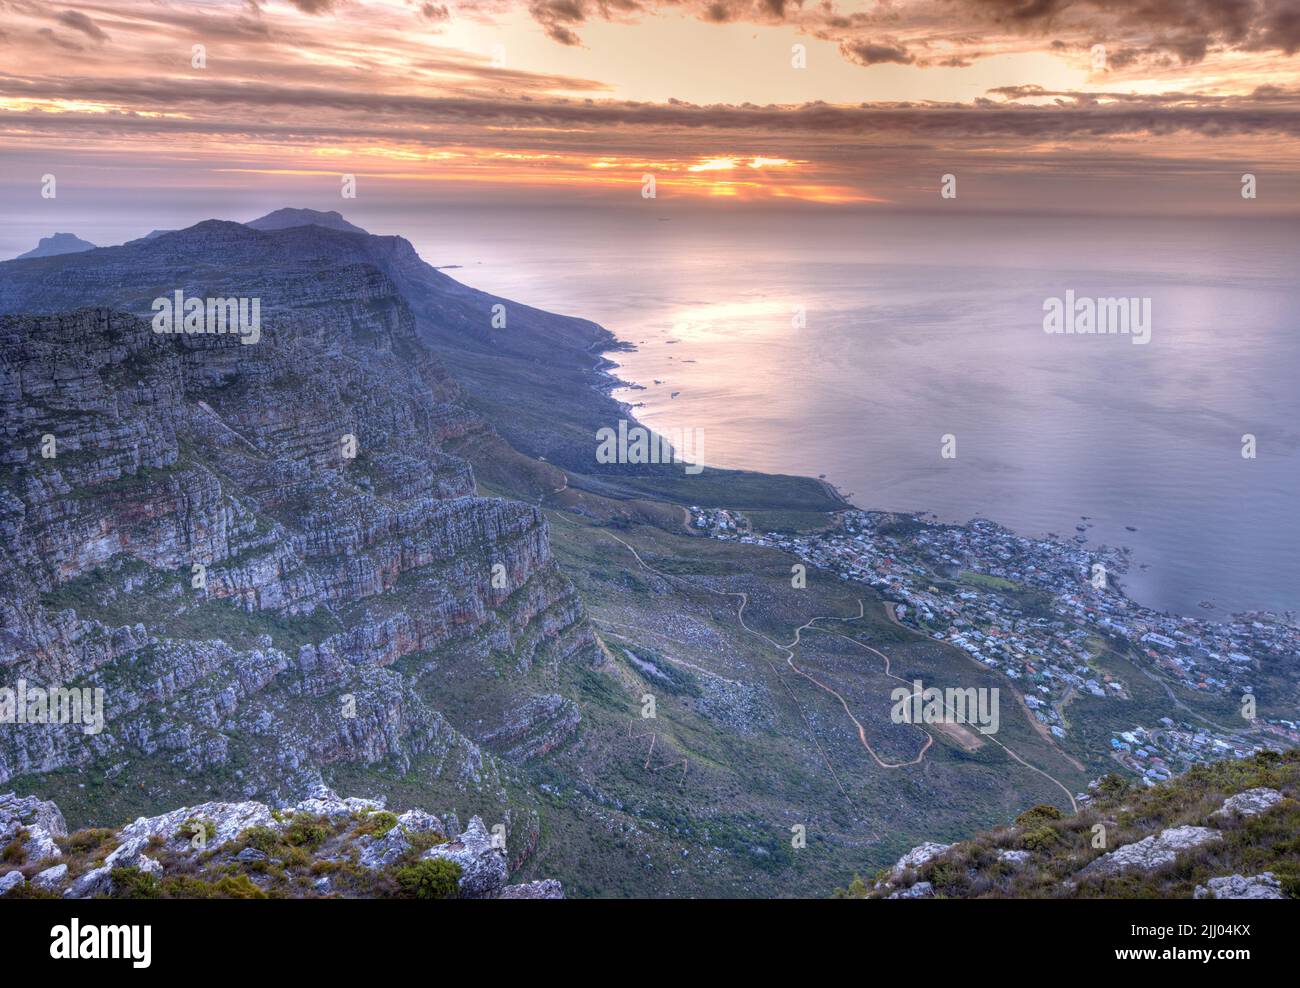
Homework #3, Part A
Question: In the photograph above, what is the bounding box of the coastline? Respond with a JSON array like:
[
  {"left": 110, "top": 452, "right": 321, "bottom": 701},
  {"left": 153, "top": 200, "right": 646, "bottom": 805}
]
[{"left": 584, "top": 325, "right": 1300, "bottom": 638}]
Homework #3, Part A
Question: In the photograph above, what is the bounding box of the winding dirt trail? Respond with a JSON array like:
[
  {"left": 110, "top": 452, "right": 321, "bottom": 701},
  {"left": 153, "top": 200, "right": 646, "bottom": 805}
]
[
  {"left": 605, "top": 532, "right": 1079, "bottom": 810},
  {"left": 606, "top": 533, "right": 930, "bottom": 769}
]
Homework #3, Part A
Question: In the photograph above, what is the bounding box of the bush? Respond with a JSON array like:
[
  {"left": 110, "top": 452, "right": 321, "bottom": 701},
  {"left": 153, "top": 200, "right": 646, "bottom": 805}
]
[
  {"left": 927, "top": 861, "right": 970, "bottom": 896},
  {"left": 1015, "top": 804, "right": 1064, "bottom": 828},
  {"left": 1095, "top": 773, "right": 1132, "bottom": 801},
  {"left": 212, "top": 874, "right": 268, "bottom": 899},
  {"left": 283, "top": 815, "right": 330, "bottom": 849},
  {"left": 240, "top": 826, "right": 284, "bottom": 856},
  {"left": 393, "top": 858, "right": 461, "bottom": 900},
  {"left": 111, "top": 866, "right": 160, "bottom": 899},
  {"left": 1, "top": 830, "right": 26, "bottom": 863},
  {"left": 1020, "top": 826, "right": 1060, "bottom": 852},
  {"left": 406, "top": 830, "right": 448, "bottom": 853},
  {"left": 60, "top": 828, "right": 116, "bottom": 856},
  {"left": 354, "top": 811, "right": 399, "bottom": 838}
]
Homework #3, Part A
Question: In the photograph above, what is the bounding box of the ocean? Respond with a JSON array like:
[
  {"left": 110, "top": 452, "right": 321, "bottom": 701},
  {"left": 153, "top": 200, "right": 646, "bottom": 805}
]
[{"left": 405, "top": 205, "right": 1299, "bottom": 619}]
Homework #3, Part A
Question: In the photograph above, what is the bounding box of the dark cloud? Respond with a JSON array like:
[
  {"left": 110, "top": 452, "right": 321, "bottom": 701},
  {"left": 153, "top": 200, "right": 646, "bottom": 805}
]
[
  {"left": 509, "top": 0, "right": 1300, "bottom": 66},
  {"left": 285, "top": 0, "right": 340, "bottom": 13},
  {"left": 54, "top": 10, "right": 109, "bottom": 42},
  {"left": 5, "top": 71, "right": 1299, "bottom": 141},
  {"left": 962, "top": 0, "right": 1300, "bottom": 63},
  {"left": 530, "top": 0, "right": 587, "bottom": 44},
  {"left": 840, "top": 40, "right": 915, "bottom": 65},
  {"left": 35, "top": 27, "right": 84, "bottom": 52}
]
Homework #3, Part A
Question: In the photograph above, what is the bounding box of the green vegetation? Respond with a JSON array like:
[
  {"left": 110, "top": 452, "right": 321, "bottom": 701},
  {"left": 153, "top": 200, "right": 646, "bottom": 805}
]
[
  {"left": 836, "top": 750, "right": 1300, "bottom": 898},
  {"left": 393, "top": 858, "right": 462, "bottom": 899},
  {"left": 353, "top": 810, "right": 399, "bottom": 838}
]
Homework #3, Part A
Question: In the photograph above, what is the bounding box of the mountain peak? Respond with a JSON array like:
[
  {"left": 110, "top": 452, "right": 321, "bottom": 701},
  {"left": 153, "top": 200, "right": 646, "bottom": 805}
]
[
  {"left": 246, "top": 208, "right": 368, "bottom": 235},
  {"left": 14, "top": 232, "right": 96, "bottom": 260}
]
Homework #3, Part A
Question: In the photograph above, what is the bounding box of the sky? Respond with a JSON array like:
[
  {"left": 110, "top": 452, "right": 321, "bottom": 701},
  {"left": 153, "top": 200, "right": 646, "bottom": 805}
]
[{"left": 1, "top": 0, "right": 1299, "bottom": 246}]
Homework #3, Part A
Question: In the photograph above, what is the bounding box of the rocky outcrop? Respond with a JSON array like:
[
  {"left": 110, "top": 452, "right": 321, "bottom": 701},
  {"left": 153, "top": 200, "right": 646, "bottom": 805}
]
[
  {"left": 499, "top": 879, "right": 564, "bottom": 899},
  {"left": 0, "top": 787, "right": 560, "bottom": 899},
  {"left": 887, "top": 881, "right": 934, "bottom": 899},
  {"left": 890, "top": 842, "right": 953, "bottom": 880},
  {"left": 1080, "top": 826, "right": 1222, "bottom": 879},
  {"left": 0, "top": 792, "right": 66, "bottom": 867},
  {"left": 1211, "top": 787, "right": 1283, "bottom": 819},
  {"left": 866, "top": 841, "right": 954, "bottom": 897},
  {"left": 1194, "top": 873, "right": 1284, "bottom": 900},
  {"left": 422, "top": 816, "right": 507, "bottom": 899}
]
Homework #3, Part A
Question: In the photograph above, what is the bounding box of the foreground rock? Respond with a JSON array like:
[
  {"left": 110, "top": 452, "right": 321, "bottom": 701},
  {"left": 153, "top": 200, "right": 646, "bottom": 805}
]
[
  {"left": 498, "top": 879, "right": 565, "bottom": 899},
  {"left": 1194, "top": 873, "right": 1285, "bottom": 900},
  {"left": 1211, "top": 788, "right": 1283, "bottom": 820},
  {"left": 0, "top": 788, "right": 560, "bottom": 900},
  {"left": 1081, "top": 826, "right": 1222, "bottom": 879},
  {"left": 0, "top": 792, "right": 66, "bottom": 868},
  {"left": 890, "top": 842, "right": 953, "bottom": 880}
]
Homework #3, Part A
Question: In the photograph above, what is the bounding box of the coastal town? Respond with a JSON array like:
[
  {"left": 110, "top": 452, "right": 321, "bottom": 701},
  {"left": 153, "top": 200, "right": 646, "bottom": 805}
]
[{"left": 689, "top": 505, "right": 1300, "bottom": 781}]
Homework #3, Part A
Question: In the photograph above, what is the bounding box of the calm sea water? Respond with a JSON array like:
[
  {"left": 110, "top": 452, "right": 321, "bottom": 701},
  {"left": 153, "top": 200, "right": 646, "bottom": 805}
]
[{"left": 402, "top": 206, "right": 1299, "bottom": 619}]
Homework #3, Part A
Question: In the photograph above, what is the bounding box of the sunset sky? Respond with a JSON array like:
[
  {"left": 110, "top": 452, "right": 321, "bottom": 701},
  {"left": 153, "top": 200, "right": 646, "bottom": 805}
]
[{"left": 2, "top": 0, "right": 1299, "bottom": 238}]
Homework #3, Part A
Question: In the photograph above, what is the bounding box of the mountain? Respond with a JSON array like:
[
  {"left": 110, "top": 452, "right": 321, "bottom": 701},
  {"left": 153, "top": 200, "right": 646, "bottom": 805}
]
[
  {"left": 0, "top": 225, "right": 599, "bottom": 881},
  {"left": 0, "top": 209, "right": 1135, "bottom": 898},
  {"left": 13, "top": 233, "right": 96, "bottom": 260},
  {"left": 838, "top": 750, "right": 1299, "bottom": 899},
  {"left": 246, "top": 208, "right": 369, "bottom": 235}
]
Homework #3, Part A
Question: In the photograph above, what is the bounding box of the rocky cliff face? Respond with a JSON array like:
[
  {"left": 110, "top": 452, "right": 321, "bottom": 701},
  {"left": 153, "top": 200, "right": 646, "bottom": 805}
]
[{"left": 0, "top": 221, "right": 598, "bottom": 841}]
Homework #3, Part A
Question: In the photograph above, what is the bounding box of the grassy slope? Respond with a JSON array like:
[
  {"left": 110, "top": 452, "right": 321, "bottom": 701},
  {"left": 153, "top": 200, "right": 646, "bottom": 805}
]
[{"left": 837, "top": 750, "right": 1300, "bottom": 898}]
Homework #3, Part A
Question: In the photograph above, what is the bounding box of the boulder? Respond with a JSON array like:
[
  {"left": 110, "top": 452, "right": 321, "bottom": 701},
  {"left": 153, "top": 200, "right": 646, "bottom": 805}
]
[
  {"left": 358, "top": 809, "right": 447, "bottom": 871},
  {"left": 888, "top": 881, "right": 934, "bottom": 899},
  {"left": 890, "top": 842, "right": 953, "bottom": 880},
  {"left": 1212, "top": 788, "right": 1284, "bottom": 820},
  {"left": 498, "top": 879, "right": 564, "bottom": 899},
  {"left": 293, "top": 785, "right": 384, "bottom": 821},
  {"left": 32, "top": 863, "right": 69, "bottom": 891},
  {"left": 0, "top": 793, "right": 67, "bottom": 837},
  {"left": 421, "top": 816, "right": 506, "bottom": 899},
  {"left": 1081, "top": 826, "right": 1221, "bottom": 879},
  {"left": 1194, "top": 873, "right": 1285, "bottom": 900},
  {"left": 64, "top": 865, "right": 113, "bottom": 899}
]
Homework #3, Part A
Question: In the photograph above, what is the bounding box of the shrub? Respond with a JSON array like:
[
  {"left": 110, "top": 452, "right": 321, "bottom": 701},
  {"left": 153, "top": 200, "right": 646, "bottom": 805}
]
[
  {"left": 60, "top": 828, "right": 117, "bottom": 857},
  {"left": 354, "top": 811, "right": 399, "bottom": 838},
  {"left": 1, "top": 829, "right": 26, "bottom": 863},
  {"left": 240, "top": 825, "right": 284, "bottom": 856},
  {"left": 1020, "top": 826, "right": 1060, "bottom": 852},
  {"left": 212, "top": 874, "right": 268, "bottom": 899},
  {"left": 1015, "top": 804, "right": 1064, "bottom": 828},
  {"left": 1095, "top": 773, "right": 1131, "bottom": 801},
  {"left": 927, "top": 861, "right": 970, "bottom": 896},
  {"left": 405, "top": 830, "right": 448, "bottom": 853},
  {"left": 283, "top": 815, "right": 330, "bottom": 849},
  {"left": 393, "top": 858, "right": 461, "bottom": 900},
  {"left": 111, "top": 866, "right": 160, "bottom": 899}
]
